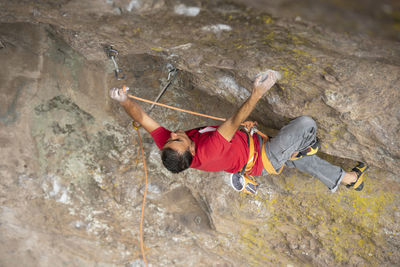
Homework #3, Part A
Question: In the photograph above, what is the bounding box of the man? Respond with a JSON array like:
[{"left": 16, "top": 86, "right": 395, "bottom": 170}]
[{"left": 109, "top": 70, "right": 368, "bottom": 193}]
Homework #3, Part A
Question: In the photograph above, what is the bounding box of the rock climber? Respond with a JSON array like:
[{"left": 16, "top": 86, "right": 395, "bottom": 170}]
[{"left": 109, "top": 70, "right": 368, "bottom": 194}]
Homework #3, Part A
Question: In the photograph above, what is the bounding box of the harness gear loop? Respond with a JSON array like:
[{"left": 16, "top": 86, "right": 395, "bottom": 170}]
[{"left": 242, "top": 121, "right": 258, "bottom": 135}]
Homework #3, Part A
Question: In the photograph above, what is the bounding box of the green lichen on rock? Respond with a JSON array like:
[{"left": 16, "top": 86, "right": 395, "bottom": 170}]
[{"left": 235, "top": 169, "right": 396, "bottom": 266}]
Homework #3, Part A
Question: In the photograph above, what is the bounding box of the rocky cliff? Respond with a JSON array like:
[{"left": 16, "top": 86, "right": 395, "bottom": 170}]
[{"left": 0, "top": 0, "right": 399, "bottom": 266}]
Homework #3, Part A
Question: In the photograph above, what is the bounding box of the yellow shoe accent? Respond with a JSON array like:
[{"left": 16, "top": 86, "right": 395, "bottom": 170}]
[{"left": 347, "top": 162, "right": 369, "bottom": 191}]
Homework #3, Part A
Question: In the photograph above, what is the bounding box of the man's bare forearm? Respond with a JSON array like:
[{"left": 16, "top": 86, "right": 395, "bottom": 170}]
[
  {"left": 120, "top": 99, "right": 144, "bottom": 122},
  {"left": 218, "top": 93, "right": 261, "bottom": 141},
  {"left": 217, "top": 71, "right": 278, "bottom": 142},
  {"left": 229, "top": 92, "right": 262, "bottom": 126},
  {"left": 120, "top": 99, "right": 160, "bottom": 133}
]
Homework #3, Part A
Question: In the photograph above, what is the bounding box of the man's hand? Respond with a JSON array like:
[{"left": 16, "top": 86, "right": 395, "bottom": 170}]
[
  {"left": 252, "top": 70, "right": 280, "bottom": 99},
  {"left": 109, "top": 87, "right": 130, "bottom": 102},
  {"left": 109, "top": 86, "right": 161, "bottom": 133}
]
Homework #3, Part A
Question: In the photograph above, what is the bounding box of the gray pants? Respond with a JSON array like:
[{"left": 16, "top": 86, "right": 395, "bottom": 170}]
[{"left": 259, "top": 116, "right": 345, "bottom": 192}]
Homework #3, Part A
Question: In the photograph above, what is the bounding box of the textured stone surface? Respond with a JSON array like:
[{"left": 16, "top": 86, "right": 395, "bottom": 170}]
[{"left": 0, "top": 1, "right": 399, "bottom": 266}]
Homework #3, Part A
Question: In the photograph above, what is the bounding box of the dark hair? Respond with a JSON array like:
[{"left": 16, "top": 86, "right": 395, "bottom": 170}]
[{"left": 161, "top": 147, "right": 193, "bottom": 173}]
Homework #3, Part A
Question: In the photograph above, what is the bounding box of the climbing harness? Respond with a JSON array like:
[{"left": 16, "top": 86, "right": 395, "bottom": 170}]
[
  {"left": 105, "top": 45, "right": 126, "bottom": 80},
  {"left": 243, "top": 122, "right": 284, "bottom": 175},
  {"left": 230, "top": 121, "right": 285, "bottom": 195},
  {"left": 230, "top": 121, "right": 287, "bottom": 194}
]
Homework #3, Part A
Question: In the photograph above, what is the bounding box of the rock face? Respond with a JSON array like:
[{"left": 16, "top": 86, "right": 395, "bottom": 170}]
[{"left": 0, "top": 0, "right": 399, "bottom": 266}]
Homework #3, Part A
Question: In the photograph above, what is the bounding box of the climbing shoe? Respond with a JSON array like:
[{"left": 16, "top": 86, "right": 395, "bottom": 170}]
[
  {"left": 346, "top": 162, "right": 369, "bottom": 191},
  {"left": 290, "top": 138, "right": 321, "bottom": 160},
  {"left": 230, "top": 172, "right": 258, "bottom": 194}
]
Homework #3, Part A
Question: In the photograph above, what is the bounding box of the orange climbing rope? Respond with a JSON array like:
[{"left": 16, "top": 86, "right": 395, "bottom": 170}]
[
  {"left": 135, "top": 125, "right": 148, "bottom": 267},
  {"left": 127, "top": 94, "right": 227, "bottom": 122}
]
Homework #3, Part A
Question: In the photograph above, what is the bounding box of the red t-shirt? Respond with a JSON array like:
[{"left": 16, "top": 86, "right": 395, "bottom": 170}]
[{"left": 150, "top": 126, "right": 263, "bottom": 176}]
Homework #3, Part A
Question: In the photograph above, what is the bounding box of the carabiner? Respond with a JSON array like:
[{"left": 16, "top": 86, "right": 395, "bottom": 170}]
[
  {"left": 114, "top": 68, "right": 126, "bottom": 80},
  {"left": 105, "top": 46, "right": 119, "bottom": 58},
  {"left": 132, "top": 121, "right": 141, "bottom": 130}
]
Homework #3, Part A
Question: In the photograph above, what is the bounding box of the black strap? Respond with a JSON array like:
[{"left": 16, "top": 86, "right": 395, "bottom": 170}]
[
  {"left": 352, "top": 166, "right": 362, "bottom": 178},
  {"left": 239, "top": 130, "right": 250, "bottom": 175}
]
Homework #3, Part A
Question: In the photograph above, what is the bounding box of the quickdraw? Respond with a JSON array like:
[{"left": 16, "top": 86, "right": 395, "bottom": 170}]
[
  {"left": 148, "top": 63, "right": 178, "bottom": 114},
  {"left": 105, "top": 45, "right": 126, "bottom": 80}
]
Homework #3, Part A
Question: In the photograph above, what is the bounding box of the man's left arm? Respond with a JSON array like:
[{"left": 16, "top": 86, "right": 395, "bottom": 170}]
[
  {"left": 109, "top": 87, "right": 161, "bottom": 133},
  {"left": 217, "top": 71, "right": 279, "bottom": 142}
]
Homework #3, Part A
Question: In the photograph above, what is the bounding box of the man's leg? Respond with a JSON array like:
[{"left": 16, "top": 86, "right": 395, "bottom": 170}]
[
  {"left": 260, "top": 116, "right": 347, "bottom": 192},
  {"left": 285, "top": 155, "right": 345, "bottom": 192},
  {"left": 265, "top": 116, "right": 318, "bottom": 170}
]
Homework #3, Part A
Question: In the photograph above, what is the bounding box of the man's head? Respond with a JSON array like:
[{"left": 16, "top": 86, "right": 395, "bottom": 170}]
[{"left": 161, "top": 130, "right": 195, "bottom": 173}]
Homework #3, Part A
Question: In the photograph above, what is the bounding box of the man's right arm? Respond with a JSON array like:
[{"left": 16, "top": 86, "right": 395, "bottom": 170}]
[
  {"left": 110, "top": 87, "right": 160, "bottom": 133},
  {"left": 217, "top": 71, "right": 280, "bottom": 142}
]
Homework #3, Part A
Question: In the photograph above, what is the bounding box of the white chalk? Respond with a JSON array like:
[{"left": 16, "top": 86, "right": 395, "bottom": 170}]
[
  {"left": 256, "top": 69, "right": 282, "bottom": 82},
  {"left": 174, "top": 4, "right": 200, "bottom": 17}
]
